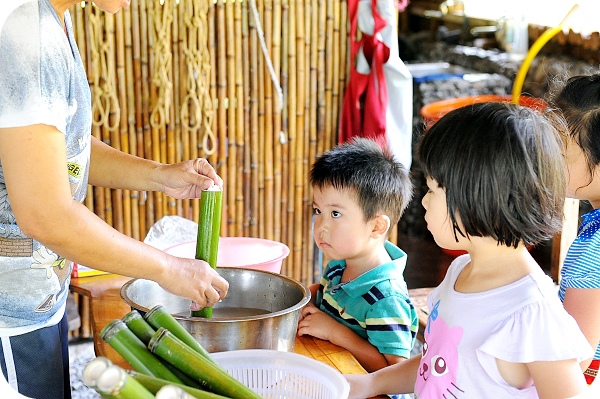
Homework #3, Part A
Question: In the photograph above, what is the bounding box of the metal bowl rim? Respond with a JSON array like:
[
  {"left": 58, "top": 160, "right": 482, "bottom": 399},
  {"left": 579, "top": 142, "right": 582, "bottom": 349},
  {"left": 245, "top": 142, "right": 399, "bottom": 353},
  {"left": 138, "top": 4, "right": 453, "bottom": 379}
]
[{"left": 120, "top": 267, "right": 311, "bottom": 323}]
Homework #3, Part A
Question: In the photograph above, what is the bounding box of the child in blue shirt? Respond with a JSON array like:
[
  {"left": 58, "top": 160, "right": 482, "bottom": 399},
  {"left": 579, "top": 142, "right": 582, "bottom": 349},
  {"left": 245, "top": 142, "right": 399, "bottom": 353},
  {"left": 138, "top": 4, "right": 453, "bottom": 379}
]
[
  {"left": 552, "top": 74, "right": 600, "bottom": 385},
  {"left": 297, "top": 137, "right": 418, "bottom": 374}
]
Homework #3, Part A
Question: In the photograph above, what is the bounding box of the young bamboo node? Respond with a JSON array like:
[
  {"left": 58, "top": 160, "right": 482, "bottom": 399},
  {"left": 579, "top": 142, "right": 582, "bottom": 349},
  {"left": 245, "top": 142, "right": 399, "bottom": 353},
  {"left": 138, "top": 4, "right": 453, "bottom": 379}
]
[
  {"left": 100, "top": 319, "right": 183, "bottom": 384},
  {"left": 128, "top": 370, "right": 230, "bottom": 399},
  {"left": 148, "top": 327, "right": 262, "bottom": 399},
  {"left": 155, "top": 385, "right": 197, "bottom": 399},
  {"left": 82, "top": 357, "right": 117, "bottom": 398},
  {"left": 96, "top": 365, "right": 154, "bottom": 399},
  {"left": 122, "top": 310, "right": 156, "bottom": 345},
  {"left": 193, "top": 185, "right": 223, "bottom": 318},
  {"left": 122, "top": 309, "right": 201, "bottom": 387},
  {"left": 144, "top": 305, "right": 218, "bottom": 365}
]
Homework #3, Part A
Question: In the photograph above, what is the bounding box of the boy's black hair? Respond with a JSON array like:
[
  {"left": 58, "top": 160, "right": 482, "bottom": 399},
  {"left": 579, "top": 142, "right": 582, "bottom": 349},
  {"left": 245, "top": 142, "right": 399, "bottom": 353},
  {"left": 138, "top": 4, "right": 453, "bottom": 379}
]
[
  {"left": 551, "top": 74, "right": 600, "bottom": 185},
  {"left": 309, "top": 138, "right": 413, "bottom": 233},
  {"left": 418, "top": 102, "right": 565, "bottom": 247}
]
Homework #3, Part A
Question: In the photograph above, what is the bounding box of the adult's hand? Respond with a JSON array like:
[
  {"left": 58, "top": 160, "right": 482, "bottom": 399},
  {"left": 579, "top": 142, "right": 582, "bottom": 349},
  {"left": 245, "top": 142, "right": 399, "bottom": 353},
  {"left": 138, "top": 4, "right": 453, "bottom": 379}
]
[
  {"left": 157, "top": 158, "right": 224, "bottom": 200},
  {"left": 158, "top": 256, "right": 229, "bottom": 309}
]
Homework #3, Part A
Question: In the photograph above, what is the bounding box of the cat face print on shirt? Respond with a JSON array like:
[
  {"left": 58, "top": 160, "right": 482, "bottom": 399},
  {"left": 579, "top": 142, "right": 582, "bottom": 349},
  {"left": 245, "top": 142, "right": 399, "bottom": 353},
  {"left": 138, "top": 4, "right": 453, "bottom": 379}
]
[{"left": 415, "top": 307, "right": 465, "bottom": 398}]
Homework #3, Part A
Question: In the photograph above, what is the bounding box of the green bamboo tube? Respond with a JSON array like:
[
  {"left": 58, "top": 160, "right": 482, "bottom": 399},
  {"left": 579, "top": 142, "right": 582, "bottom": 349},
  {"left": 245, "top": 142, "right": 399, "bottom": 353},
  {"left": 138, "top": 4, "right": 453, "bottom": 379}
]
[
  {"left": 128, "top": 370, "right": 230, "bottom": 399},
  {"left": 96, "top": 365, "right": 155, "bottom": 399},
  {"left": 122, "top": 310, "right": 155, "bottom": 345},
  {"left": 148, "top": 328, "right": 262, "bottom": 399},
  {"left": 155, "top": 385, "right": 197, "bottom": 399},
  {"left": 144, "top": 305, "right": 217, "bottom": 365},
  {"left": 82, "top": 357, "right": 117, "bottom": 398},
  {"left": 100, "top": 319, "right": 183, "bottom": 384},
  {"left": 193, "top": 186, "right": 223, "bottom": 318}
]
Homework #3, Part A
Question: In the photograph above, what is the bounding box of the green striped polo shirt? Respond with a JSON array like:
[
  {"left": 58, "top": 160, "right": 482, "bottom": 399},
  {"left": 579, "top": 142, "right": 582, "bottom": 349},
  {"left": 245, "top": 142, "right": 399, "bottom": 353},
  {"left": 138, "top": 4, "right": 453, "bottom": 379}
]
[{"left": 316, "top": 241, "right": 419, "bottom": 358}]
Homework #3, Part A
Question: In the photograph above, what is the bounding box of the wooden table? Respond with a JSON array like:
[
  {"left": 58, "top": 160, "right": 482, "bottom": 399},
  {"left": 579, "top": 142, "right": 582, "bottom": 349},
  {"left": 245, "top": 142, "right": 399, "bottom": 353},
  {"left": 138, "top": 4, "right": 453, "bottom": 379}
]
[{"left": 70, "top": 274, "right": 419, "bottom": 398}]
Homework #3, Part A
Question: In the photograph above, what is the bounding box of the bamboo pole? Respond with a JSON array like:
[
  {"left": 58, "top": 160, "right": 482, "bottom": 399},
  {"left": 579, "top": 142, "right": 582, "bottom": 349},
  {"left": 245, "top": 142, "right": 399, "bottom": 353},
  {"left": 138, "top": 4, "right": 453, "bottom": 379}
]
[
  {"left": 256, "top": 0, "right": 266, "bottom": 240},
  {"left": 262, "top": 0, "right": 274, "bottom": 241},
  {"left": 316, "top": 0, "right": 326, "bottom": 157},
  {"left": 279, "top": 0, "right": 290, "bottom": 275},
  {"left": 294, "top": 0, "right": 306, "bottom": 283},
  {"left": 123, "top": 6, "right": 137, "bottom": 238},
  {"left": 307, "top": 0, "right": 319, "bottom": 282},
  {"left": 234, "top": 0, "right": 245, "bottom": 238},
  {"left": 271, "top": 0, "right": 283, "bottom": 243},
  {"left": 286, "top": 0, "right": 298, "bottom": 281},
  {"left": 241, "top": 0, "right": 252, "bottom": 236},
  {"left": 215, "top": 0, "right": 228, "bottom": 236},
  {"left": 248, "top": 1, "right": 260, "bottom": 238},
  {"left": 169, "top": 1, "right": 180, "bottom": 216},
  {"left": 226, "top": 0, "right": 236, "bottom": 237},
  {"left": 140, "top": 0, "right": 151, "bottom": 236}
]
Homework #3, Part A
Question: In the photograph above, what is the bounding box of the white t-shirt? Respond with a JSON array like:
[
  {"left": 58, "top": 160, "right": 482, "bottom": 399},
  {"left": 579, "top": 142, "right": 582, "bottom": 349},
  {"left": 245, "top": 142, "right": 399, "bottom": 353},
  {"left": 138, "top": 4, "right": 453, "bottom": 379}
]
[
  {"left": 0, "top": 0, "right": 91, "bottom": 334},
  {"left": 414, "top": 255, "right": 593, "bottom": 398}
]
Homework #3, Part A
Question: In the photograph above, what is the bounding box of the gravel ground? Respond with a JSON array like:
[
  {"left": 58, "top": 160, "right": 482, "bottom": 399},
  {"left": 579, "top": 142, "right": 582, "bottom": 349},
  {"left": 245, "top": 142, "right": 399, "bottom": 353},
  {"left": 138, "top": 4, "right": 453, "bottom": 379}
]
[{"left": 69, "top": 339, "right": 100, "bottom": 399}]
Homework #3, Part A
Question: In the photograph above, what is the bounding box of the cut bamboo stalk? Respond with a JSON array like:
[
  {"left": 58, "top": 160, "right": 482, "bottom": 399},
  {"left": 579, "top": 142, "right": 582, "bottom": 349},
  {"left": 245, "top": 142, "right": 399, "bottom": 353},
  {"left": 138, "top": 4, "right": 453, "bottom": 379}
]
[
  {"left": 193, "top": 186, "right": 223, "bottom": 318},
  {"left": 148, "top": 328, "right": 263, "bottom": 399},
  {"left": 100, "top": 319, "right": 183, "bottom": 383},
  {"left": 144, "top": 305, "right": 216, "bottom": 364},
  {"left": 130, "top": 371, "right": 229, "bottom": 399},
  {"left": 122, "top": 310, "right": 156, "bottom": 345},
  {"left": 96, "top": 365, "right": 155, "bottom": 399},
  {"left": 82, "top": 357, "right": 113, "bottom": 392}
]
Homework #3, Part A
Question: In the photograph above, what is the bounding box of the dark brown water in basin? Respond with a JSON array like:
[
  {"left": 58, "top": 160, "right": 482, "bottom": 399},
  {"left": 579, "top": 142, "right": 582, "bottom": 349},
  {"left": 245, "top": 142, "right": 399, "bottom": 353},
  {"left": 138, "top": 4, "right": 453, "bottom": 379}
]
[{"left": 172, "top": 307, "right": 271, "bottom": 318}]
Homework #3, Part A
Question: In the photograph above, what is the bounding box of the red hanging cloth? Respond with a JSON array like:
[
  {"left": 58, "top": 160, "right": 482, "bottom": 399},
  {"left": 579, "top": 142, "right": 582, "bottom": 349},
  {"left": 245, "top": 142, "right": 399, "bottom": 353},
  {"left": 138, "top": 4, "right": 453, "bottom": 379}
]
[{"left": 339, "top": 0, "right": 391, "bottom": 148}]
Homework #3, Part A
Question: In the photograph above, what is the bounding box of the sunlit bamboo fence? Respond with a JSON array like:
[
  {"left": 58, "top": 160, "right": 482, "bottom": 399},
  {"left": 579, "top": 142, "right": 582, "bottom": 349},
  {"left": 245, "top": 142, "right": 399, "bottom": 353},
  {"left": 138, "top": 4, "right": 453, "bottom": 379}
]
[{"left": 69, "top": 0, "right": 353, "bottom": 287}]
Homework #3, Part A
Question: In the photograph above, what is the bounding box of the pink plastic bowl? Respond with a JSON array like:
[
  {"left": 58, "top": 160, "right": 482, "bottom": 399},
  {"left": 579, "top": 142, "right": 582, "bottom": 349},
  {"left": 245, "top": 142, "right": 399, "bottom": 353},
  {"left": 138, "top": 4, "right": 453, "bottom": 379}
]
[{"left": 163, "top": 237, "right": 290, "bottom": 273}]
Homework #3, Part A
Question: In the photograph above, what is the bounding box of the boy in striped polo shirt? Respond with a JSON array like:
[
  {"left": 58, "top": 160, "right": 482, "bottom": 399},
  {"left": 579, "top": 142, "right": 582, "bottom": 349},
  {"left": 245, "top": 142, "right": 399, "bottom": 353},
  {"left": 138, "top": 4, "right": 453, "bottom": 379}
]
[{"left": 297, "top": 138, "right": 418, "bottom": 379}]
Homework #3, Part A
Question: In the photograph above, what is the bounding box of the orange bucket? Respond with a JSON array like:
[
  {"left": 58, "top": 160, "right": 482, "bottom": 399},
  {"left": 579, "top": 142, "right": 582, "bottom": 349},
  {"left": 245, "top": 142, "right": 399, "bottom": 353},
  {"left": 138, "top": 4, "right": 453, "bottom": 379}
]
[
  {"left": 419, "top": 95, "right": 546, "bottom": 257},
  {"left": 420, "top": 94, "right": 547, "bottom": 129}
]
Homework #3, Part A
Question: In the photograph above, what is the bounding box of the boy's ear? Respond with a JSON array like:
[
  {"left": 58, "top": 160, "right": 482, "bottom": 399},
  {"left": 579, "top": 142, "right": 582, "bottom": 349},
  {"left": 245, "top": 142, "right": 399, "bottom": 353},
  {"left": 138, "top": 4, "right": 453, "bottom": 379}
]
[{"left": 371, "top": 214, "right": 391, "bottom": 238}]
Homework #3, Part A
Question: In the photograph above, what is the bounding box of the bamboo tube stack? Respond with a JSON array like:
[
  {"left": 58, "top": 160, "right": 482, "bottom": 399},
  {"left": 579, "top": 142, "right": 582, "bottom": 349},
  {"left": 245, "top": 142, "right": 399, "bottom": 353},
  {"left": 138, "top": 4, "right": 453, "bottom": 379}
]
[{"left": 69, "top": 0, "right": 352, "bottom": 287}]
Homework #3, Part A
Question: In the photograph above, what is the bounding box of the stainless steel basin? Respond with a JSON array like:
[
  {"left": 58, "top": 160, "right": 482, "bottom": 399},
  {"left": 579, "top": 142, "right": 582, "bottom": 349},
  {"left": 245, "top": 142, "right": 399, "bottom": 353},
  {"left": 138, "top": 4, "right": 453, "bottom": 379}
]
[{"left": 120, "top": 267, "right": 311, "bottom": 353}]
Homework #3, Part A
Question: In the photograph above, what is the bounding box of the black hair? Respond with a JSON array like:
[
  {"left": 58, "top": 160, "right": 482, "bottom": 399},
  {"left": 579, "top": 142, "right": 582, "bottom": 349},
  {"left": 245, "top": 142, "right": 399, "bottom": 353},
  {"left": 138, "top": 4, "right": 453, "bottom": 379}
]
[
  {"left": 418, "top": 102, "right": 565, "bottom": 247},
  {"left": 309, "top": 138, "right": 413, "bottom": 233},
  {"left": 551, "top": 74, "right": 600, "bottom": 187}
]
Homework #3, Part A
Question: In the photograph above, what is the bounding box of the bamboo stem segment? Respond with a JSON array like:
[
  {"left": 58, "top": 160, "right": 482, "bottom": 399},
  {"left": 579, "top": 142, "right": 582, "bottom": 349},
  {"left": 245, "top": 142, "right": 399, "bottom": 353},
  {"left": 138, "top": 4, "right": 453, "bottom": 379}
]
[
  {"left": 148, "top": 328, "right": 263, "bottom": 399},
  {"left": 128, "top": 370, "right": 231, "bottom": 399},
  {"left": 96, "top": 365, "right": 155, "bottom": 399},
  {"left": 193, "top": 186, "right": 223, "bottom": 318},
  {"left": 100, "top": 319, "right": 184, "bottom": 384},
  {"left": 144, "top": 305, "right": 217, "bottom": 364}
]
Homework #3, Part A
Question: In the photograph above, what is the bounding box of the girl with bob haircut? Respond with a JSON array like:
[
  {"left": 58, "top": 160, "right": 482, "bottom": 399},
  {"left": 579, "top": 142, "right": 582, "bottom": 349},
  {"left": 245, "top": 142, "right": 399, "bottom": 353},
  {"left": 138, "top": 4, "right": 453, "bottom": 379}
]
[{"left": 345, "top": 102, "right": 593, "bottom": 399}]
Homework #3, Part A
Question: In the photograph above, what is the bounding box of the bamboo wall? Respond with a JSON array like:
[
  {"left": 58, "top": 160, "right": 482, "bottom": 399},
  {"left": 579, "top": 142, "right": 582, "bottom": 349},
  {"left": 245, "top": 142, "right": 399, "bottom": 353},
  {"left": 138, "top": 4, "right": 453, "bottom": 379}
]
[{"left": 70, "top": 0, "right": 351, "bottom": 287}]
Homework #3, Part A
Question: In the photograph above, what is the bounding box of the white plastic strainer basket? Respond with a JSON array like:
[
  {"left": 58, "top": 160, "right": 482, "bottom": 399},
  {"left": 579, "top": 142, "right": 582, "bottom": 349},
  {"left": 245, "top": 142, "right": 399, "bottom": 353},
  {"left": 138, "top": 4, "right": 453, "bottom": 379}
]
[{"left": 211, "top": 349, "right": 350, "bottom": 399}]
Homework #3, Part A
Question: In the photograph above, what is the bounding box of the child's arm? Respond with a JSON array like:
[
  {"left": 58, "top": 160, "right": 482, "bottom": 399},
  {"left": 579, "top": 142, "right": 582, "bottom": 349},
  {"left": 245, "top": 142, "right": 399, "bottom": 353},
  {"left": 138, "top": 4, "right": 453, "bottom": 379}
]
[
  {"left": 307, "top": 283, "right": 320, "bottom": 305},
  {"left": 563, "top": 287, "right": 600, "bottom": 371},
  {"left": 297, "top": 305, "right": 394, "bottom": 372},
  {"left": 527, "top": 358, "right": 588, "bottom": 399},
  {"left": 345, "top": 354, "right": 421, "bottom": 399}
]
